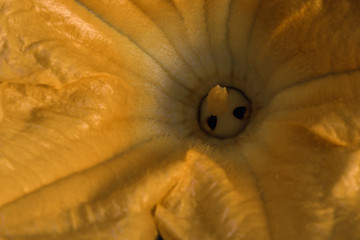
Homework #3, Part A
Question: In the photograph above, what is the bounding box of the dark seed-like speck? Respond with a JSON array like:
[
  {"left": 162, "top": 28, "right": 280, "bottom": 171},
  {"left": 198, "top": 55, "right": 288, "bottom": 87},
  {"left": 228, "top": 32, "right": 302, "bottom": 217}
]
[
  {"left": 207, "top": 115, "right": 217, "bottom": 130},
  {"left": 233, "top": 107, "right": 247, "bottom": 119}
]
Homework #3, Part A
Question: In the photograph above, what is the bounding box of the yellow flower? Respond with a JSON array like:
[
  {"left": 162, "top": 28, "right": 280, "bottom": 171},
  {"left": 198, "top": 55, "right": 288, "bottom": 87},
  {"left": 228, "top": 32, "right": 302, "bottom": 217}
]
[{"left": 1, "top": 0, "right": 360, "bottom": 239}]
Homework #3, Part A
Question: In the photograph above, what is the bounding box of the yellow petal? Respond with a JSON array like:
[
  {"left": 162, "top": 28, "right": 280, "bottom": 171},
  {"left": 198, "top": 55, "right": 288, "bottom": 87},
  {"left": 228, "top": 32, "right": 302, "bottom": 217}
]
[
  {"left": 0, "top": 137, "right": 188, "bottom": 239},
  {"left": 155, "top": 149, "right": 270, "bottom": 240}
]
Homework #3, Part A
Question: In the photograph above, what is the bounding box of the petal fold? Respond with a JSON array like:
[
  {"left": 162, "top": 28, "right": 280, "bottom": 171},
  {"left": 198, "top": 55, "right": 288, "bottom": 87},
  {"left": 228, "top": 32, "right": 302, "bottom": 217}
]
[
  {"left": 0, "top": 137, "right": 188, "bottom": 239},
  {"left": 155, "top": 149, "right": 271, "bottom": 240}
]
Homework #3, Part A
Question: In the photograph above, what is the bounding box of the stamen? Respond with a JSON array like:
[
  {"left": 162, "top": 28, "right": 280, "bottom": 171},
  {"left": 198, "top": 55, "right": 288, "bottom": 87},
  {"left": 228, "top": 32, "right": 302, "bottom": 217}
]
[{"left": 206, "top": 85, "right": 229, "bottom": 116}]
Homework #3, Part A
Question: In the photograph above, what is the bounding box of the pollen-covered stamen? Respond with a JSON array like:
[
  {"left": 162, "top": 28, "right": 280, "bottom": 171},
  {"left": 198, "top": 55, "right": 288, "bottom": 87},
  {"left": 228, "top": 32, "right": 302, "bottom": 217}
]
[
  {"left": 207, "top": 85, "right": 229, "bottom": 116},
  {"left": 198, "top": 85, "right": 251, "bottom": 139}
]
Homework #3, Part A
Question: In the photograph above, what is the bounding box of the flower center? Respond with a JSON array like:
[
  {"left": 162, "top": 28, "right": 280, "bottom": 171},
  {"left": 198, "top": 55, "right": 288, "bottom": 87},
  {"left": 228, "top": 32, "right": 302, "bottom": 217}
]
[{"left": 198, "top": 85, "right": 251, "bottom": 139}]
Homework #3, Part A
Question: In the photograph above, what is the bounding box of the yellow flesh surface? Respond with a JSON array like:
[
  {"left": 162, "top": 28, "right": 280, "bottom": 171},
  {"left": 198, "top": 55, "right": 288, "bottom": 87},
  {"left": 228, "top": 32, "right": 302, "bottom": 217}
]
[{"left": 1, "top": 0, "right": 360, "bottom": 239}]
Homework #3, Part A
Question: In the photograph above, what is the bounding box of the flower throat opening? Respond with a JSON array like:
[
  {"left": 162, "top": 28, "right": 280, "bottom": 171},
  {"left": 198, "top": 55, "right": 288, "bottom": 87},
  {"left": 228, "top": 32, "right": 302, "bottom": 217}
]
[{"left": 198, "top": 85, "right": 251, "bottom": 139}]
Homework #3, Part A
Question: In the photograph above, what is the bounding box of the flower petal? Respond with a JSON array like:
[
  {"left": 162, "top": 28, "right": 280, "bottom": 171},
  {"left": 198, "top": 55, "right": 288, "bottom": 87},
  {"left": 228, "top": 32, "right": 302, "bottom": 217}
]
[
  {"left": 0, "top": 137, "right": 188, "bottom": 239},
  {"left": 241, "top": 71, "right": 360, "bottom": 239},
  {"left": 247, "top": 0, "right": 360, "bottom": 102},
  {"left": 155, "top": 149, "right": 270, "bottom": 240}
]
